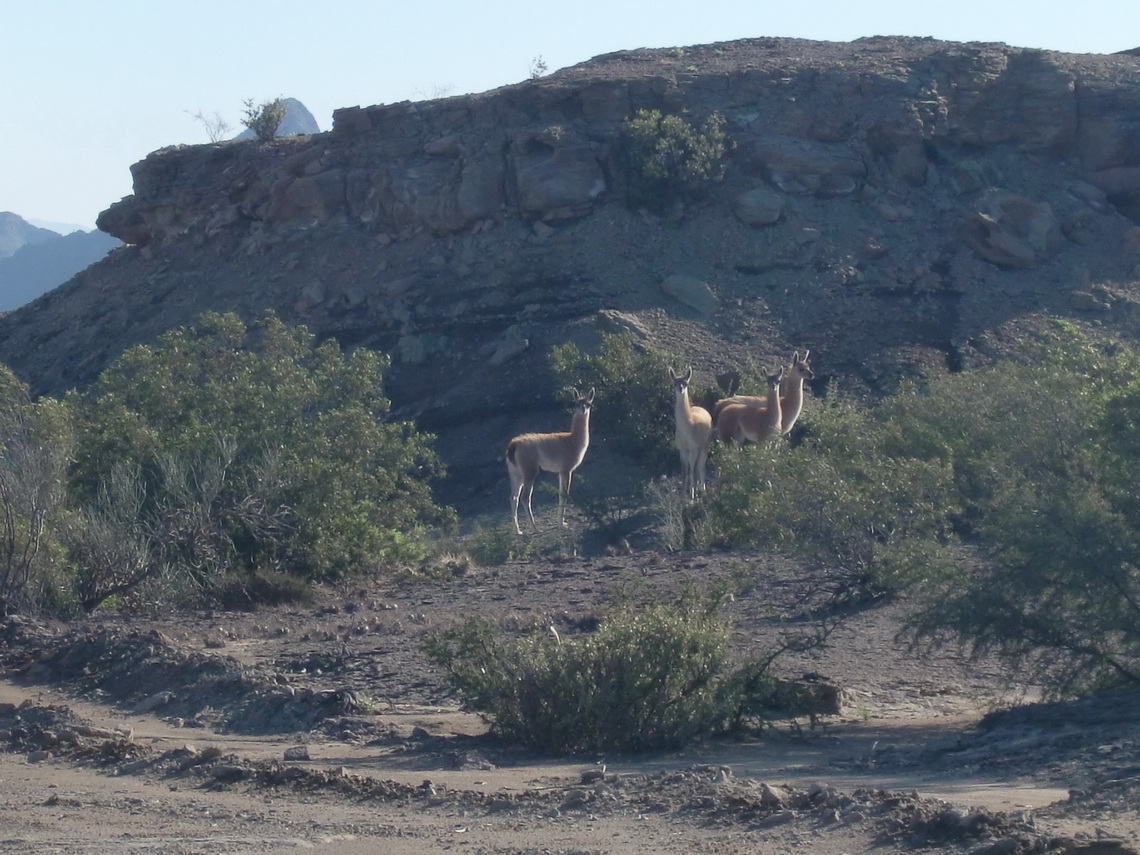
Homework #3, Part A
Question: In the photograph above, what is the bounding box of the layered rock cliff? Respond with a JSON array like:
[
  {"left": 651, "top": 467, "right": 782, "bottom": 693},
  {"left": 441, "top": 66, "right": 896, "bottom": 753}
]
[{"left": 3, "top": 36, "right": 1140, "bottom": 509}]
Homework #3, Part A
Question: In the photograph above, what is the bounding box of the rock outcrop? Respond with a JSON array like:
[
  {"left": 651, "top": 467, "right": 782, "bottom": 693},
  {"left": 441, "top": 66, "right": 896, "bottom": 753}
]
[{"left": 3, "top": 36, "right": 1140, "bottom": 509}]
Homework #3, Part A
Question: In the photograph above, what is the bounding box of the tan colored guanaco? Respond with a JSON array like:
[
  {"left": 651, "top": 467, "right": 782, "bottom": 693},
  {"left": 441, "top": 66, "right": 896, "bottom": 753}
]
[{"left": 506, "top": 388, "right": 594, "bottom": 534}]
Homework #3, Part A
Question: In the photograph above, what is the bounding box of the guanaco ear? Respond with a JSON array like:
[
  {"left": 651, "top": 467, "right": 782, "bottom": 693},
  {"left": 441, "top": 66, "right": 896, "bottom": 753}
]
[
  {"left": 684, "top": 366, "right": 693, "bottom": 383},
  {"left": 669, "top": 367, "right": 678, "bottom": 381},
  {"left": 586, "top": 388, "right": 596, "bottom": 404}
]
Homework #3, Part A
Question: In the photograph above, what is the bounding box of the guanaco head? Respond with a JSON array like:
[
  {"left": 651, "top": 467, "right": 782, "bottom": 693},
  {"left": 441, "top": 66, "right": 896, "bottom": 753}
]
[
  {"left": 670, "top": 366, "right": 694, "bottom": 395},
  {"left": 574, "top": 387, "right": 596, "bottom": 412},
  {"left": 790, "top": 350, "right": 814, "bottom": 383},
  {"left": 766, "top": 366, "right": 785, "bottom": 390}
]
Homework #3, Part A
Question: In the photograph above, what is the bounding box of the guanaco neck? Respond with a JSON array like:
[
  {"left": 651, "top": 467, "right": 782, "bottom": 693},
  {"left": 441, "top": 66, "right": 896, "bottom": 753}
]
[
  {"left": 675, "top": 385, "right": 693, "bottom": 421},
  {"left": 781, "top": 374, "right": 804, "bottom": 426},
  {"left": 569, "top": 405, "right": 591, "bottom": 451},
  {"left": 766, "top": 376, "right": 783, "bottom": 430}
]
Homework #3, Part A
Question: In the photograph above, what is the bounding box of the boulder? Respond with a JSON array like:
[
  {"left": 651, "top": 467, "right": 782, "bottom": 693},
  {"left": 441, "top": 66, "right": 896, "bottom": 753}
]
[
  {"left": 965, "top": 190, "right": 1057, "bottom": 268},
  {"left": 661, "top": 274, "right": 718, "bottom": 315},
  {"left": 733, "top": 187, "right": 785, "bottom": 226},
  {"left": 596, "top": 309, "right": 649, "bottom": 339},
  {"left": 738, "top": 134, "right": 864, "bottom": 196},
  {"left": 514, "top": 145, "right": 607, "bottom": 220}
]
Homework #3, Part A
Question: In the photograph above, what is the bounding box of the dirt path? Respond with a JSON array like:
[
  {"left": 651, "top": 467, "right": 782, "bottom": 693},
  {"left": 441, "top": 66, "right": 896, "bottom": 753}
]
[
  {"left": 0, "top": 676, "right": 1123, "bottom": 855},
  {"left": 0, "top": 679, "right": 1069, "bottom": 811}
]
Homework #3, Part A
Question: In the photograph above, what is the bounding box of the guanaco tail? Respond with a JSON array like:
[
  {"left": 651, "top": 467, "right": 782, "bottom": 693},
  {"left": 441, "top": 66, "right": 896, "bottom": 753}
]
[
  {"left": 671, "top": 366, "right": 713, "bottom": 499},
  {"left": 506, "top": 388, "right": 595, "bottom": 535},
  {"left": 713, "top": 350, "right": 814, "bottom": 435},
  {"left": 714, "top": 367, "right": 784, "bottom": 445}
]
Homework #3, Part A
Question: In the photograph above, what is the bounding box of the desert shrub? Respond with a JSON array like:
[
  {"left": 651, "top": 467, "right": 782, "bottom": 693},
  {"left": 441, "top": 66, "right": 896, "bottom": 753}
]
[
  {"left": 425, "top": 594, "right": 733, "bottom": 753},
  {"left": 0, "top": 365, "right": 73, "bottom": 615},
  {"left": 909, "top": 463, "right": 1140, "bottom": 694},
  {"left": 891, "top": 326, "right": 1140, "bottom": 693},
  {"left": 68, "top": 312, "right": 452, "bottom": 603},
  {"left": 187, "top": 108, "right": 232, "bottom": 143},
  {"left": 621, "top": 108, "right": 727, "bottom": 212},
  {"left": 875, "top": 329, "right": 1111, "bottom": 532},
  {"left": 528, "top": 55, "right": 548, "bottom": 79},
  {"left": 60, "top": 442, "right": 299, "bottom": 611},
  {"left": 646, "top": 474, "right": 717, "bottom": 552},
  {"left": 426, "top": 590, "right": 832, "bottom": 753},
  {"left": 241, "top": 97, "right": 287, "bottom": 141},
  {"left": 699, "top": 387, "right": 960, "bottom": 602},
  {"left": 61, "top": 461, "right": 162, "bottom": 612},
  {"left": 407, "top": 550, "right": 478, "bottom": 582},
  {"left": 646, "top": 476, "right": 689, "bottom": 552}
]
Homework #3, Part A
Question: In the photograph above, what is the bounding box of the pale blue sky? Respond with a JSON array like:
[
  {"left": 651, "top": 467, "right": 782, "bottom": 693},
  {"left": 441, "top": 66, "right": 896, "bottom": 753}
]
[{"left": 4, "top": 0, "right": 1138, "bottom": 231}]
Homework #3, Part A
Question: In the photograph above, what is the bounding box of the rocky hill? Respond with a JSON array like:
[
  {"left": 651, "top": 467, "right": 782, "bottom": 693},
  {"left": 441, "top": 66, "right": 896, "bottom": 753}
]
[{"left": 2, "top": 36, "right": 1140, "bottom": 510}]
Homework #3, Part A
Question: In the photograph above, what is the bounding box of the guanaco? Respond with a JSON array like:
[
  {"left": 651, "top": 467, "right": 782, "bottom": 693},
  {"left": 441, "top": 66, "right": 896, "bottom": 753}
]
[
  {"left": 671, "top": 366, "right": 713, "bottom": 499},
  {"left": 715, "top": 367, "right": 784, "bottom": 445},
  {"left": 713, "top": 350, "right": 814, "bottom": 435},
  {"left": 506, "top": 388, "right": 594, "bottom": 534}
]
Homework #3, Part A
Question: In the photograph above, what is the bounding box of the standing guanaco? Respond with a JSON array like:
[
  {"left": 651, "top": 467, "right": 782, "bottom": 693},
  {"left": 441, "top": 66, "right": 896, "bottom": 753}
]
[
  {"left": 506, "top": 388, "right": 594, "bottom": 534},
  {"left": 713, "top": 350, "right": 814, "bottom": 435},
  {"left": 671, "top": 367, "right": 713, "bottom": 499},
  {"left": 714, "top": 367, "right": 784, "bottom": 446}
]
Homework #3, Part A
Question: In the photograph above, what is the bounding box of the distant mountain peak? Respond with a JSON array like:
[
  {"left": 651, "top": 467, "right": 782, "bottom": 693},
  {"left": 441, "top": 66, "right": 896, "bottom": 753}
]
[
  {"left": 233, "top": 97, "right": 321, "bottom": 140},
  {"left": 0, "top": 212, "right": 56, "bottom": 260},
  {"left": 27, "top": 218, "right": 90, "bottom": 235},
  {"left": 0, "top": 212, "right": 119, "bottom": 311}
]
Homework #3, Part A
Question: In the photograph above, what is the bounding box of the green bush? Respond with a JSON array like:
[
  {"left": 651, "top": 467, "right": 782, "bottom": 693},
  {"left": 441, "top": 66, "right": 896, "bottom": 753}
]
[
  {"left": 875, "top": 335, "right": 1110, "bottom": 531},
  {"left": 426, "top": 590, "right": 835, "bottom": 753},
  {"left": 890, "top": 326, "right": 1140, "bottom": 693},
  {"left": 67, "top": 312, "right": 453, "bottom": 606},
  {"left": 621, "top": 108, "right": 727, "bottom": 212},
  {"left": 700, "top": 387, "right": 960, "bottom": 602},
  {"left": 62, "top": 460, "right": 161, "bottom": 612},
  {"left": 241, "top": 97, "right": 287, "bottom": 141},
  {"left": 426, "top": 594, "right": 730, "bottom": 753},
  {"left": 0, "top": 365, "right": 73, "bottom": 614}
]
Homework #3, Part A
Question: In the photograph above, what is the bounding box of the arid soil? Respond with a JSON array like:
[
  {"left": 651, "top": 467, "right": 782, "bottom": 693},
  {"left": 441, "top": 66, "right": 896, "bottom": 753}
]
[{"left": 1, "top": 541, "right": 1139, "bottom": 855}]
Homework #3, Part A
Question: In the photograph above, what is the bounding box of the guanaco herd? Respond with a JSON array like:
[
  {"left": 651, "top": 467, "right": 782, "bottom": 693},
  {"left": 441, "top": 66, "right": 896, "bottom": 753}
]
[{"left": 506, "top": 351, "right": 814, "bottom": 535}]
